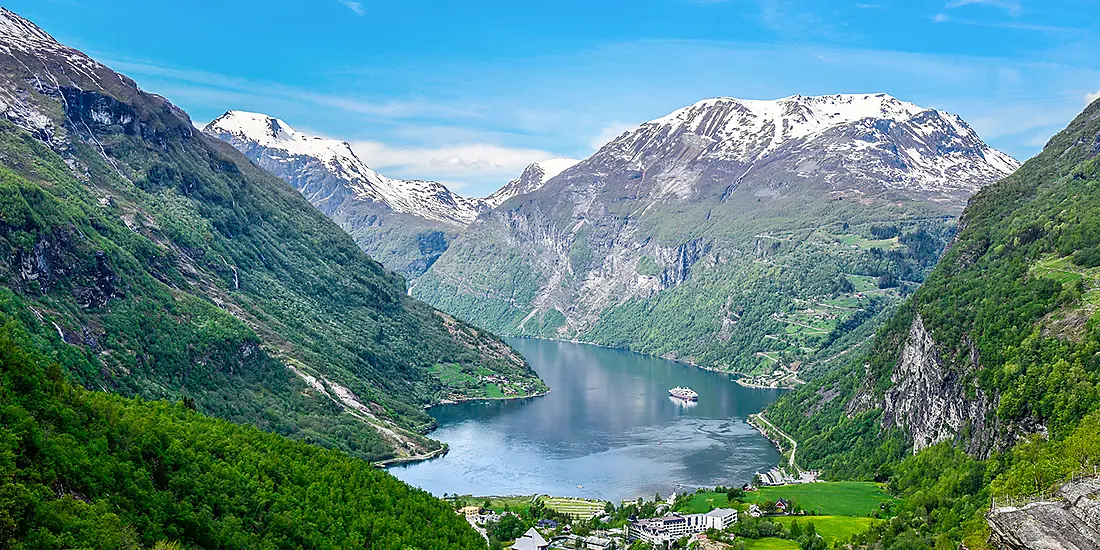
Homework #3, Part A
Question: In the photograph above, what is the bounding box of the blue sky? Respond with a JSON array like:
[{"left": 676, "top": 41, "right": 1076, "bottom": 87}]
[{"left": 10, "top": 0, "right": 1100, "bottom": 196}]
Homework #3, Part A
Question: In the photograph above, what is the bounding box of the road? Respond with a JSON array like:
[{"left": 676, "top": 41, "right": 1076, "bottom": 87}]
[{"left": 753, "top": 412, "right": 798, "bottom": 470}]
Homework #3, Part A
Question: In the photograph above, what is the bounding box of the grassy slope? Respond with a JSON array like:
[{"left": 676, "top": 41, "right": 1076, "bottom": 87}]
[
  {"left": 0, "top": 294, "right": 484, "bottom": 549},
  {"left": 745, "top": 483, "right": 899, "bottom": 517}
]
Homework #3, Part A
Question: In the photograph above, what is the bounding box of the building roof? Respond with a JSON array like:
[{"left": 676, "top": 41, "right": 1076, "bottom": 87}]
[
  {"left": 706, "top": 508, "right": 737, "bottom": 518},
  {"left": 523, "top": 527, "right": 548, "bottom": 546},
  {"left": 511, "top": 538, "right": 539, "bottom": 550}
]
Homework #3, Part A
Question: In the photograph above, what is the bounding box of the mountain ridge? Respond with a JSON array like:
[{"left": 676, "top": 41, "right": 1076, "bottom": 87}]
[{"left": 413, "top": 92, "right": 1020, "bottom": 381}]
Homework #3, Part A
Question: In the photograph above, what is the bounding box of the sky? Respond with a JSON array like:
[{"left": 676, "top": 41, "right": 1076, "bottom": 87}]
[{"left": 9, "top": 0, "right": 1100, "bottom": 196}]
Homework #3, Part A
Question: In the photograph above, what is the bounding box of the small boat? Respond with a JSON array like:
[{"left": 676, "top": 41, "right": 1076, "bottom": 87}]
[{"left": 669, "top": 386, "right": 699, "bottom": 401}]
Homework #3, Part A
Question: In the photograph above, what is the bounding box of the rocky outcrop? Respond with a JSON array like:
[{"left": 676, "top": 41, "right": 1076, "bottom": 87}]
[
  {"left": 988, "top": 476, "right": 1100, "bottom": 550},
  {"left": 880, "top": 314, "right": 995, "bottom": 456}
]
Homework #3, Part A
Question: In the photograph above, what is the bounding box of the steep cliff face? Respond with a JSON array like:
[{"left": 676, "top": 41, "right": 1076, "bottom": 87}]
[
  {"left": 876, "top": 314, "right": 995, "bottom": 455},
  {"left": 416, "top": 94, "right": 1017, "bottom": 375},
  {"left": 987, "top": 476, "right": 1100, "bottom": 550}
]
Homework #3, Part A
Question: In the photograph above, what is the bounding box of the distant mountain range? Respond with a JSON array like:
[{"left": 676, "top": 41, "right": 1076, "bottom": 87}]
[
  {"left": 411, "top": 93, "right": 1020, "bottom": 378},
  {"left": 205, "top": 111, "right": 577, "bottom": 277}
]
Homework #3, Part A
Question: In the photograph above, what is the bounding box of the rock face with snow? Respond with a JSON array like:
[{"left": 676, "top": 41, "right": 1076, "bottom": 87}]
[
  {"left": 206, "top": 111, "right": 488, "bottom": 278},
  {"left": 485, "top": 158, "right": 578, "bottom": 208},
  {"left": 413, "top": 94, "right": 1020, "bottom": 374}
]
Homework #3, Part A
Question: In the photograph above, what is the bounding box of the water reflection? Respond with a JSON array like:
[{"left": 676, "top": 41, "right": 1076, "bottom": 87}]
[{"left": 389, "top": 338, "right": 782, "bottom": 501}]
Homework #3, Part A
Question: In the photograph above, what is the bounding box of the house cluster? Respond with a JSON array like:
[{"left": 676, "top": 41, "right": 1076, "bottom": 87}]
[
  {"left": 756, "top": 467, "right": 821, "bottom": 486},
  {"left": 747, "top": 498, "right": 792, "bottom": 518},
  {"left": 628, "top": 508, "right": 738, "bottom": 545}
]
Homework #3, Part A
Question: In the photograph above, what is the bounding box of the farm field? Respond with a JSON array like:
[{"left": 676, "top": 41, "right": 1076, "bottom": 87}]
[
  {"left": 742, "top": 538, "right": 800, "bottom": 550},
  {"left": 774, "top": 516, "right": 880, "bottom": 544},
  {"left": 677, "top": 492, "right": 734, "bottom": 514},
  {"left": 745, "top": 482, "right": 899, "bottom": 517},
  {"left": 540, "top": 496, "right": 606, "bottom": 520}
]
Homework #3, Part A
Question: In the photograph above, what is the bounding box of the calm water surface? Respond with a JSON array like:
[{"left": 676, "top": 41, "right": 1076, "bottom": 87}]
[{"left": 389, "top": 338, "right": 782, "bottom": 501}]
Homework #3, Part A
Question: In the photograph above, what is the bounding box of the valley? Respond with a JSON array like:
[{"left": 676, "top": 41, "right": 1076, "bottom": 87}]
[{"left": 1, "top": 3, "right": 1098, "bottom": 550}]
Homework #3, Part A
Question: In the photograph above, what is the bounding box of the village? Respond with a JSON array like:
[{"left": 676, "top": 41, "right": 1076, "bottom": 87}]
[
  {"left": 442, "top": 415, "right": 883, "bottom": 549},
  {"left": 450, "top": 470, "right": 897, "bottom": 550}
]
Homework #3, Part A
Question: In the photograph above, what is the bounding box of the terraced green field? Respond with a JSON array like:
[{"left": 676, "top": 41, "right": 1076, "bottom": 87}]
[{"left": 541, "top": 496, "right": 606, "bottom": 519}]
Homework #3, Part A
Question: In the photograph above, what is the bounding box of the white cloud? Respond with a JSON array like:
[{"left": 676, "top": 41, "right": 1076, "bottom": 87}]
[
  {"left": 336, "top": 0, "right": 365, "bottom": 16},
  {"left": 945, "top": 0, "right": 1021, "bottom": 16},
  {"left": 588, "top": 122, "right": 637, "bottom": 151},
  {"left": 349, "top": 141, "right": 558, "bottom": 193},
  {"left": 1087, "top": 90, "right": 1100, "bottom": 105}
]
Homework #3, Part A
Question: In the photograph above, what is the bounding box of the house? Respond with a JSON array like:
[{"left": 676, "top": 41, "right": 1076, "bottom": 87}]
[
  {"left": 511, "top": 527, "right": 549, "bottom": 550},
  {"left": 776, "top": 498, "right": 791, "bottom": 513},
  {"left": 536, "top": 519, "right": 559, "bottom": 529},
  {"left": 458, "top": 505, "right": 480, "bottom": 517},
  {"left": 584, "top": 535, "right": 613, "bottom": 549},
  {"left": 747, "top": 504, "right": 762, "bottom": 518}
]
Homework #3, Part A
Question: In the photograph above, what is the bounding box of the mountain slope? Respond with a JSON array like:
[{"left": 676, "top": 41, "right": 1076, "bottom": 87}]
[
  {"left": 204, "top": 110, "right": 486, "bottom": 278},
  {"left": 0, "top": 302, "right": 485, "bottom": 549},
  {"left": 414, "top": 94, "right": 1019, "bottom": 380},
  {"left": 0, "top": 8, "right": 544, "bottom": 464},
  {"left": 764, "top": 99, "right": 1100, "bottom": 548}
]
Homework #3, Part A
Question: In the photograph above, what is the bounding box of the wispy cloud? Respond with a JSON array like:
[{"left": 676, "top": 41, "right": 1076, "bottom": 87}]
[
  {"left": 349, "top": 141, "right": 557, "bottom": 193},
  {"left": 945, "top": 0, "right": 1022, "bottom": 16},
  {"left": 1087, "top": 90, "right": 1100, "bottom": 105},
  {"left": 104, "top": 57, "right": 478, "bottom": 122},
  {"left": 336, "top": 0, "right": 365, "bottom": 16}
]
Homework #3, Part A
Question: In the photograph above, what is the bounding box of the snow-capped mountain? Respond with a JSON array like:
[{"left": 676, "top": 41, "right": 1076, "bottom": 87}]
[
  {"left": 413, "top": 93, "right": 1022, "bottom": 374},
  {"left": 597, "top": 93, "right": 1019, "bottom": 204},
  {"left": 484, "top": 158, "right": 579, "bottom": 208},
  {"left": 206, "top": 110, "right": 486, "bottom": 226}
]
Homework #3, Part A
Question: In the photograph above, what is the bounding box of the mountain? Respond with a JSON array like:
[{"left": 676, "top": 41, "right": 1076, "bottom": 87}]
[
  {"left": 485, "top": 157, "right": 579, "bottom": 208},
  {"left": 204, "top": 110, "right": 487, "bottom": 277},
  {"left": 0, "top": 6, "right": 544, "bottom": 468},
  {"left": 413, "top": 93, "right": 1020, "bottom": 381},
  {"left": 764, "top": 99, "right": 1100, "bottom": 548}
]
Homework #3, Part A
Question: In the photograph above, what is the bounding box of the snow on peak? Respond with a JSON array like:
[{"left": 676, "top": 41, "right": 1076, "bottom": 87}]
[
  {"left": 0, "top": 8, "right": 58, "bottom": 48},
  {"left": 644, "top": 93, "right": 931, "bottom": 154},
  {"left": 536, "top": 158, "right": 581, "bottom": 182},
  {"left": 602, "top": 92, "right": 1020, "bottom": 202},
  {"left": 484, "top": 158, "right": 580, "bottom": 208},
  {"left": 205, "top": 111, "right": 485, "bottom": 226}
]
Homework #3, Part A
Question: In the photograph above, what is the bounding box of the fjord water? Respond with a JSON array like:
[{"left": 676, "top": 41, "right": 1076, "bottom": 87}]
[{"left": 389, "top": 338, "right": 781, "bottom": 501}]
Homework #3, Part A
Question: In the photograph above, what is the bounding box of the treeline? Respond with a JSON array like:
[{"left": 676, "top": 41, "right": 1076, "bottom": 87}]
[{"left": 0, "top": 301, "right": 484, "bottom": 549}]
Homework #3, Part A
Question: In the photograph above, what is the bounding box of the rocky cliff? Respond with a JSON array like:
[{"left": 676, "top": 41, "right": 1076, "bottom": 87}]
[{"left": 988, "top": 476, "right": 1100, "bottom": 550}]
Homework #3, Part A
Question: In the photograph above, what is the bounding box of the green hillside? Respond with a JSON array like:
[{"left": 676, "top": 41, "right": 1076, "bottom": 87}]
[
  {"left": 0, "top": 10, "right": 543, "bottom": 465},
  {"left": 0, "top": 296, "right": 484, "bottom": 549},
  {"left": 765, "top": 100, "right": 1100, "bottom": 547}
]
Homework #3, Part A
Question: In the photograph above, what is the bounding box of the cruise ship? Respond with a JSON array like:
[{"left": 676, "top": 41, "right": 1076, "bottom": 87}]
[{"left": 669, "top": 386, "right": 699, "bottom": 401}]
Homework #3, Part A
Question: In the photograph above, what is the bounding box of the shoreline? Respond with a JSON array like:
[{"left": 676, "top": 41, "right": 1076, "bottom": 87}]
[
  {"left": 379, "top": 390, "right": 550, "bottom": 469},
  {"left": 517, "top": 335, "right": 792, "bottom": 390},
  {"left": 374, "top": 445, "right": 449, "bottom": 468}
]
